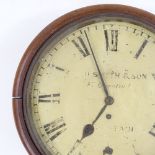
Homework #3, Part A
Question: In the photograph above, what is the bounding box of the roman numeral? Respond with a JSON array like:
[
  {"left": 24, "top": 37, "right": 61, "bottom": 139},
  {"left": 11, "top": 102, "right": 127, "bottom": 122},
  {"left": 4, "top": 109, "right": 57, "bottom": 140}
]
[
  {"left": 38, "top": 94, "right": 51, "bottom": 102},
  {"left": 72, "top": 37, "right": 90, "bottom": 57},
  {"left": 104, "top": 30, "right": 118, "bottom": 51},
  {"left": 55, "top": 66, "right": 65, "bottom": 72},
  {"left": 52, "top": 93, "right": 60, "bottom": 104},
  {"left": 38, "top": 93, "right": 60, "bottom": 104},
  {"left": 134, "top": 39, "right": 148, "bottom": 59},
  {"left": 44, "top": 117, "right": 66, "bottom": 141},
  {"left": 149, "top": 124, "right": 155, "bottom": 137}
]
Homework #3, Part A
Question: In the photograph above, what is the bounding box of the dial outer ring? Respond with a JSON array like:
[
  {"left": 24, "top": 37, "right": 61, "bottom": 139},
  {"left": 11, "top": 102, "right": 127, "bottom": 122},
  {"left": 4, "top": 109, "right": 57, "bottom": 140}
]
[{"left": 12, "top": 4, "right": 155, "bottom": 155}]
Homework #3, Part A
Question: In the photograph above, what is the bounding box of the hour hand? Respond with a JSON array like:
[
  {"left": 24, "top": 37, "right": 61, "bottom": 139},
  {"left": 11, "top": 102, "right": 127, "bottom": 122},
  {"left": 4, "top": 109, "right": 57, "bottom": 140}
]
[
  {"left": 92, "top": 96, "right": 114, "bottom": 125},
  {"left": 67, "top": 124, "right": 94, "bottom": 154},
  {"left": 67, "top": 139, "right": 81, "bottom": 155}
]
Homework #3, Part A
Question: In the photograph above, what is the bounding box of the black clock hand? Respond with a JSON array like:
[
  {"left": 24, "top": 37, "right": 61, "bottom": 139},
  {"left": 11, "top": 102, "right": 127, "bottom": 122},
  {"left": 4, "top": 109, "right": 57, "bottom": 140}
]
[
  {"left": 92, "top": 96, "right": 114, "bottom": 125},
  {"left": 68, "top": 31, "right": 115, "bottom": 154},
  {"left": 79, "top": 96, "right": 114, "bottom": 143},
  {"left": 84, "top": 30, "right": 109, "bottom": 97},
  {"left": 67, "top": 139, "right": 81, "bottom": 155},
  {"left": 68, "top": 98, "right": 113, "bottom": 154},
  {"left": 84, "top": 30, "right": 114, "bottom": 125},
  {"left": 81, "top": 31, "right": 114, "bottom": 136}
]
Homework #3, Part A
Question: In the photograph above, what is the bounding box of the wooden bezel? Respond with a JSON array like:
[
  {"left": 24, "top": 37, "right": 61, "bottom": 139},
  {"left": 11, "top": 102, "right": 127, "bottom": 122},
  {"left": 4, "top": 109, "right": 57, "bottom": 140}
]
[{"left": 12, "top": 4, "right": 155, "bottom": 155}]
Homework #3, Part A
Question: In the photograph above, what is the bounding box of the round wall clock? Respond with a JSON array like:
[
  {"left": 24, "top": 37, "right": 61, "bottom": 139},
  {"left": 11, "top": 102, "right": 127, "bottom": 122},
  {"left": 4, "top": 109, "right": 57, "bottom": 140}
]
[{"left": 13, "top": 4, "right": 155, "bottom": 155}]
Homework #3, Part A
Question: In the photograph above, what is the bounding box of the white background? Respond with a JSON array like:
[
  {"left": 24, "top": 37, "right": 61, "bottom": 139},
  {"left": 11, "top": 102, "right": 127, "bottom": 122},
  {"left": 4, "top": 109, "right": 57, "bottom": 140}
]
[{"left": 0, "top": 0, "right": 155, "bottom": 154}]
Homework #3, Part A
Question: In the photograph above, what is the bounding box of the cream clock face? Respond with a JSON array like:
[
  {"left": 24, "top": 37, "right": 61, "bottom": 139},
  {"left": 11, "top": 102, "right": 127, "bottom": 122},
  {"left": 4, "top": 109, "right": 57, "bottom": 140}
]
[{"left": 24, "top": 18, "right": 155, "bottom": 155}]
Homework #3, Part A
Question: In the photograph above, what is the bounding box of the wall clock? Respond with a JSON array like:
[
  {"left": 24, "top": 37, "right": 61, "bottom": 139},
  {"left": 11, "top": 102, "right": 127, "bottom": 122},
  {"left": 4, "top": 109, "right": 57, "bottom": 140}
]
[{"left": 13, "top": 4, "right": 155, "bottom": 155}]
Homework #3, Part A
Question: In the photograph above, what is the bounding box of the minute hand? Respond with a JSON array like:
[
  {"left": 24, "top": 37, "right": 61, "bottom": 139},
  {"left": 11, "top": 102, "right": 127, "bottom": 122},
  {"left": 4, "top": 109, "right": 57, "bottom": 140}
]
[
  {"left": 84, "top": 30, "right": 109, "bottom": 97},
  {"left": 84, "top": 30, "right": 114, "bottom": 125}
]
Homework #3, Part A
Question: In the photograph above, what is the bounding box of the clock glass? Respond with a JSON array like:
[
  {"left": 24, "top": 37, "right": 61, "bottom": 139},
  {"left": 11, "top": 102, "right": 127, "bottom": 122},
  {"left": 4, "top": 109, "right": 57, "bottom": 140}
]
[{"left": 22, "top": 14, "right": 155, "bottom": 155}]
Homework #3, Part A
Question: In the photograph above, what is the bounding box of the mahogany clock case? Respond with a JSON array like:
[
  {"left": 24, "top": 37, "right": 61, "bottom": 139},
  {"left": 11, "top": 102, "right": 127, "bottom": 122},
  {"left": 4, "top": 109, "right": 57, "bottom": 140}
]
[{"left": 12, "top": 4, "right": 155, "bottom": 155}]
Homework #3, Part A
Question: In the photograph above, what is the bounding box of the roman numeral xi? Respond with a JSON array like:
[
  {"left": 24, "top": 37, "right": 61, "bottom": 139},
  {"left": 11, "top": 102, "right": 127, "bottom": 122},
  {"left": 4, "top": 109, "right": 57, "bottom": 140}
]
[{"left": 72, "top": 37, "right": 90, "bottom": 57}]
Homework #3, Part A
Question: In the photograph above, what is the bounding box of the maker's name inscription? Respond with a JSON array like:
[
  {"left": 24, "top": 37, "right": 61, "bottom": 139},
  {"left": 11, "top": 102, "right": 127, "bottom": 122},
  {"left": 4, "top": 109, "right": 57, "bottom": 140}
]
[{"left": 84, "top": 69, "right": 155, "bottom": 89}]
